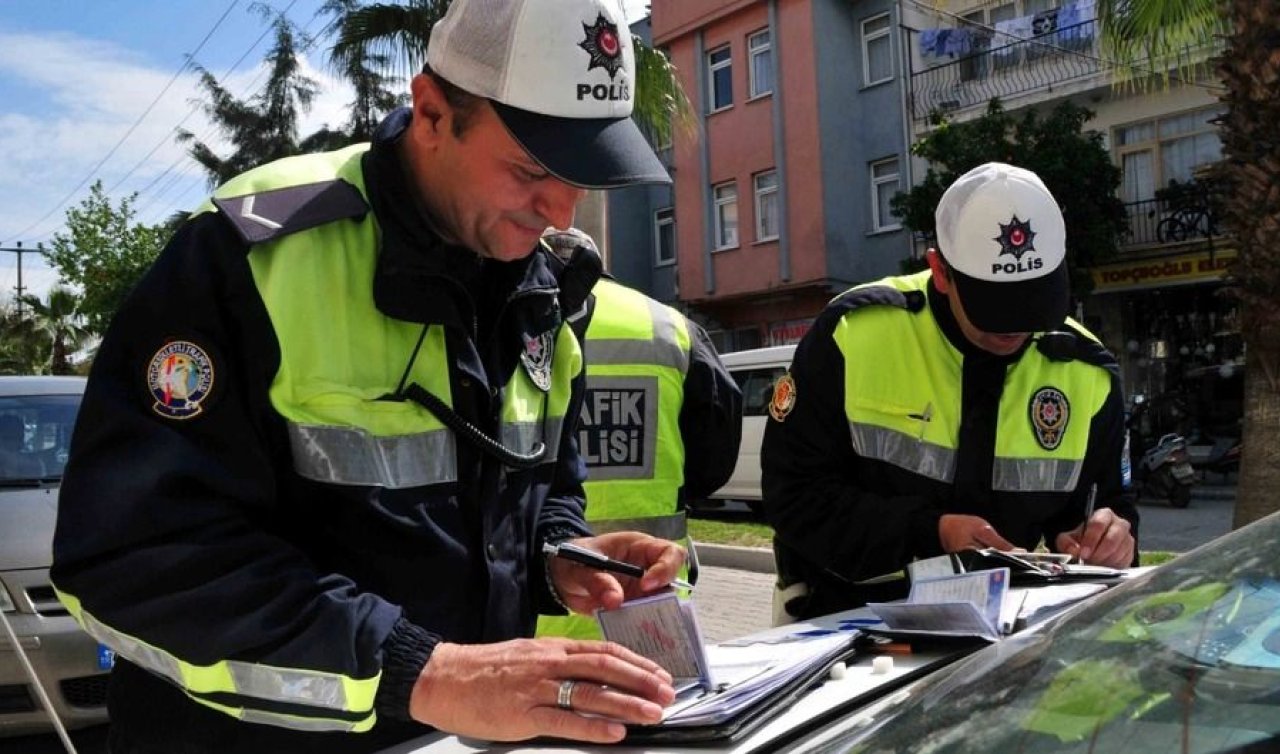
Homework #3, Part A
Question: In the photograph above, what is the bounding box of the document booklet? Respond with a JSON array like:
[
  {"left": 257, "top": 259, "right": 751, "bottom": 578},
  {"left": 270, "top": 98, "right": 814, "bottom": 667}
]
[
  {"left": 596, "top": 593, "right": 861, "bottom": 740},
  {"left": 867, "top": 568, "right": 1011, "bottom": 641},
  {"left": 596, "top": 592, "right": 712, "bottom": 690}
]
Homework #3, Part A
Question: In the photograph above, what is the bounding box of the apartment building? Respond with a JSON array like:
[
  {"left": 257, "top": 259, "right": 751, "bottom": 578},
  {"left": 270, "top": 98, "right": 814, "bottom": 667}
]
[{"left": 611, "top": 0, "right": 913, "bottom": 353}]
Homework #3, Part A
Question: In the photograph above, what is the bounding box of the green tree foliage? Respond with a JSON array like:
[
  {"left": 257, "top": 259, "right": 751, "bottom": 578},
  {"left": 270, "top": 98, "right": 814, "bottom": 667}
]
[
  {"left": 179, "top": 11, "right": 320, "bottom": 186},
  {"left": 890, "top": 100, "right": 1126, "bottom": 293},
  {"left": 42, "top": 181, "right": 165, "bottom": 337}
]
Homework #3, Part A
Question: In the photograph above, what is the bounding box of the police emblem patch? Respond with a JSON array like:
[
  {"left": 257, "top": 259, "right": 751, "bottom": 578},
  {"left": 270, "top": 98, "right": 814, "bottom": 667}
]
[
  {"left": 520, "top": 330, "right": 555, "bottom": 392},
  {"left": 147, "top": 341, "right": 214, "bottom": 420},
  {"left": 579, "top": 13, "right": 624, "bottom": 79},
  {"left": 1028, "top": 386, "right": 1069, "bottom": 450},
  {"left": 768, "top": 373, "right": 797, "bottom": 422},
  {"left": 994, "top": 215, "right": 1037, "bottom": 261}
]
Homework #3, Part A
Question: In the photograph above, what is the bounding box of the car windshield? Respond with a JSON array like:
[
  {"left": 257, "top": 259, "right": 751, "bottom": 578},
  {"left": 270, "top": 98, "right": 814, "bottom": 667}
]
[
  {"left": 804, "top": 513, "right": 1280, "bottom": 754},
  {"left": 0, "top": 393, "right": 81, "bottom": 483}
]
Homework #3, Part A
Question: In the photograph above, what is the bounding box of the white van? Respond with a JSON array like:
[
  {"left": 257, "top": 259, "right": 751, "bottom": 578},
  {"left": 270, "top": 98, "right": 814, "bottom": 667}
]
[{"left": 701, "top": 344, "right": 796, "bottom": 515}]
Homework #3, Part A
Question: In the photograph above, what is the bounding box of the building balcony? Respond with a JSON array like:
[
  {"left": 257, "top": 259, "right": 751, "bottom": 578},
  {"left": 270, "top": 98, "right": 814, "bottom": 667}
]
[
  {"left": 1121, "top": 195, "right": 1223, "bottom": 251},
  {"left": 908, "top": 19, "right": 1103, "bottom": 121}
]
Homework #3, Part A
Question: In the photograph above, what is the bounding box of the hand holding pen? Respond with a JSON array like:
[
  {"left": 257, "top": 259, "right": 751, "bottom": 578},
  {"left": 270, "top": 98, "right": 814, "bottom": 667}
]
[
  {"left": 543, "top": 532, "right": 690, "bottom": 616},
  {"left": 1055, "top": 482, "right": 1136, "bottom": 568}
]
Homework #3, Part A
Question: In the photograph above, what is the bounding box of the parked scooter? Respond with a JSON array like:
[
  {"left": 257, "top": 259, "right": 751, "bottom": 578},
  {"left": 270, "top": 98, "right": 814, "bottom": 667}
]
[{"left": 1127, "top": 394, "right": 1197, "bottom": 508}]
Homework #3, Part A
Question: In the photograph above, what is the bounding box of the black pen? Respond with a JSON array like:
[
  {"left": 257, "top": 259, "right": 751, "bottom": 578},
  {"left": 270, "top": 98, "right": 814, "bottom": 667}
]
[{"left": 542, "top": 541, "right": 694, "bottom": 590}]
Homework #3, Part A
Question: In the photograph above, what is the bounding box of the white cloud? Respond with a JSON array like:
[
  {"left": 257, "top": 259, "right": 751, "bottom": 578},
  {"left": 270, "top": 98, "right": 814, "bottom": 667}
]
[{"left": 0, "top": 28, "right": 355, "bottom": 254}]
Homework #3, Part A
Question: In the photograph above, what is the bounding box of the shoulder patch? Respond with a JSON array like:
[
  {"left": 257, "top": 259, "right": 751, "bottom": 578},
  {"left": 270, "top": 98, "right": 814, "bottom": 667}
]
[
  {"left": 212, "top": 179, "right": 368, "bottom": 244},
  {"left": 147, "top": 340, "right": 215, "bottom": 420},
  {"left": 828, "top": 284, "right": 926, "bottom": 317},
  {"left": 768, "top": 373, "right": 797, "bottom": 422}
]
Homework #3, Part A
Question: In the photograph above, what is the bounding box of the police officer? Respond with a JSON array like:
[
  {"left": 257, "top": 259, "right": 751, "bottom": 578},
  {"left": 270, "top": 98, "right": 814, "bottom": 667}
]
[
  {"left": 536, "top": 228, "right": 743, "bottom": 640},
  {"left": 762, "top": 163, "right": 1139, "bottom": 622},
  {"left": 50, "top": 1, "right": 688, "bottom": 752}
]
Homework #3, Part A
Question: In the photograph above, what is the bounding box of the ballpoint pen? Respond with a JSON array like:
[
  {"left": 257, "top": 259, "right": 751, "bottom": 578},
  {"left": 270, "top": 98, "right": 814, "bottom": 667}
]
[
  {"left": 1073, "top": 483, "right": 1098, "bottom": 565},
  {"left": 1083, "top": 482, "right": 1098, "bottom": 523},
  {"left": 542, "top": 541, "right": 695, "bottom": 590}
]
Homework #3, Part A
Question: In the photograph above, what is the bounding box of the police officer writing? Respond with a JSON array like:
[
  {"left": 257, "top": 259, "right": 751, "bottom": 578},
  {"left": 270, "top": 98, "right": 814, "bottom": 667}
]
[
  {"left": 51, "top": 1, "right": 687, "bottom": 751},
  {"left": 537, "top": 228, "right": 744, "bottom": 640},
  {"left": 763, "top": 163, "right": 1138, "bottom": 622}
]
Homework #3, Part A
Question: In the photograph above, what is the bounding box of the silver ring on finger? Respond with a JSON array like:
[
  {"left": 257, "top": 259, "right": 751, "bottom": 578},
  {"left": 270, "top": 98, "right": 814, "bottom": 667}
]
[{"left": 556, "top": 679, "right": 576, "bottom": 710}]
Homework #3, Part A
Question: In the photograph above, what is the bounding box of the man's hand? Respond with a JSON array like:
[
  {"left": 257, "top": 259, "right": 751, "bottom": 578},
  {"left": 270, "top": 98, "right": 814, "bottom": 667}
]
[
  {"left": 939, "top": 514, "right": 1017, "bottom": 553},
  {"left": 548, "top": 532, "right": 686, "bottom": 616},
  {"left": 410, "top": 638, "right": 676, "bottom": 742},
  {"left": 1055, "top": 508, "right": 1134, "bottom": 568}
]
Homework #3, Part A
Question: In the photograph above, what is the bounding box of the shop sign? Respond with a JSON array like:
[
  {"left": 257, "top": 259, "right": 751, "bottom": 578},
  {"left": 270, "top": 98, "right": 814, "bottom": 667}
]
[
  {"left": 1092, "top": 248, "right": 1238, "bottom": 293},
  {"left": 768, "top": 318, "right": 812, "bottom": 345}
]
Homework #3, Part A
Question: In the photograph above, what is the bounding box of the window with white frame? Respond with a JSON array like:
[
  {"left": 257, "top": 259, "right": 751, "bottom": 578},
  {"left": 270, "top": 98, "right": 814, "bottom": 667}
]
[
  {"left": 748, "top": 29, "right": 773, "bottom": 98},
  {"left": 754, "top": 171, "right": 779, "bottom": 241},
  {"left": 654, "top": 207, "right": 675, "bottom": 265},
  {"left": 713, "top": 182, "right": 739, "bottom": 249},
  {"left": 1114, "top": 106, "right": 1226, "bottom": 202},
  {"left": 870, "top": 157, "right": 901, "bottom": 232},
  {"left": 707, "top": 46, "right": 733, "bottom": 111},
  {"left": 862, "top": 13, "right": 893, "bottom": 86}
]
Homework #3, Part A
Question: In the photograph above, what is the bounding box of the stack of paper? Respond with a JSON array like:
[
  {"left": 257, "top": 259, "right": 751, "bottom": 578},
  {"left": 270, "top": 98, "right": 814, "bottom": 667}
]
[
  {"left": 596, "top": 592, "right": 859, "bottom": 729},
  {"left": 659, "top": 633, "right": 856, "bottom": 726}
]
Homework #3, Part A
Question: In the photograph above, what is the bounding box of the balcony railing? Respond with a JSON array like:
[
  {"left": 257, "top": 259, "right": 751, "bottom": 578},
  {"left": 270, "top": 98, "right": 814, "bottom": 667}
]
[
  {"left": 1122, "top": 196, "right": 1223, "bottom": 249},
  {"left": 908, "top": 20, "right": 1103, "bottom": 121}
]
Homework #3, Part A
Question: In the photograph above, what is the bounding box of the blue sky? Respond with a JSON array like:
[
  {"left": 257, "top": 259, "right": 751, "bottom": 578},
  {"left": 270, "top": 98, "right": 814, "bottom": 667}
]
[{"left": 0, "top": 0, "right": 650, "bottom": 302}]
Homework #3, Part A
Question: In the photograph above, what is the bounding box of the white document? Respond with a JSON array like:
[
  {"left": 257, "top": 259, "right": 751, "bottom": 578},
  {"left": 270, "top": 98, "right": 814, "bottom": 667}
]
[{"left": 867, "top": 568, "right": 1010, "bottom": 641}]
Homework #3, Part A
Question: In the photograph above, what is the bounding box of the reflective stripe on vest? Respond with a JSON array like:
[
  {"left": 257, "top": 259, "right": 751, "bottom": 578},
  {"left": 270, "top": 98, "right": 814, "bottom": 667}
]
[
  {"left": 834, "top": 270, "right": 1110, "bottom": 492},
  {"left": 576, "top": 279, "right": 690, "bottom": 508},
  {"left": 55, "top": 588, "right": 377, "bottom": 732}
]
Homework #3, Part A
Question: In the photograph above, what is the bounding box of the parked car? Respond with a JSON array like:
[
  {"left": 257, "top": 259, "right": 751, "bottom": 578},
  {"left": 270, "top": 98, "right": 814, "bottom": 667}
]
[
  {"left": 0, "top": 375, "right": 110, "bottom": 738},
  {"left": 380, "top": 511, "right": 1280, "bottom": 754},
  {"left": 696, "top": 345, "right": 796, "bottom": 516}
]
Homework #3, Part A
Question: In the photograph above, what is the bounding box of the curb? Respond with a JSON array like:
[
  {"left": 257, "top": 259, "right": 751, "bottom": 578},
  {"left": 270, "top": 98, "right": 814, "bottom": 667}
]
[{"left": 694, "top": 542, "right": 776, "bottom": 574}]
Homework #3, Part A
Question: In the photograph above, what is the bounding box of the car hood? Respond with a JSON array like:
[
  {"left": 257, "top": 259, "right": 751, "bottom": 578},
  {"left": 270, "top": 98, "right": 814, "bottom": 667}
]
[{"left": 0, "top": 487, "right": 58, "bottom": 570}]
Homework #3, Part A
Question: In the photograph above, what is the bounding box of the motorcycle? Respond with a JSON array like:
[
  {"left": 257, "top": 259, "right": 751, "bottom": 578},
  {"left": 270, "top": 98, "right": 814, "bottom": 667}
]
[{"left": 1127, "top": 394, "right": 1197, "bottom": 508}]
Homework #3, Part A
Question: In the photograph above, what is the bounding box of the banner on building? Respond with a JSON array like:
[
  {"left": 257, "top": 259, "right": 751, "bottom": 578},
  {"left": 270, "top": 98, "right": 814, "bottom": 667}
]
[{"left": 1091, "top": 248, "right": 1237, "bottom": 293}]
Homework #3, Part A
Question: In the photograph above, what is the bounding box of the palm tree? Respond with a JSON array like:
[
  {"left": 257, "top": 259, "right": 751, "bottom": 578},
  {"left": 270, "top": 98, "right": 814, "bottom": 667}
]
[
  {"left": 13, "top": 288, "right": 91, "bottom": 375},
  {"left": 323, "top": 0, "right": 693, "bottom": 147},
  {"left": 1097, "top": 0, "right": 1280, "bottom": 527}
]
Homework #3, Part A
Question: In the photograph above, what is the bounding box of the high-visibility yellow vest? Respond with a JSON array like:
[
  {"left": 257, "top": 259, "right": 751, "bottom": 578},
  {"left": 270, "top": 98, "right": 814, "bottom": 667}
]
[
  {"left": 538, "top": 279, "right": 691, "bottom": 639},
  {"left": 834, "top": 271, "right": 1111, "bottom": 492}
]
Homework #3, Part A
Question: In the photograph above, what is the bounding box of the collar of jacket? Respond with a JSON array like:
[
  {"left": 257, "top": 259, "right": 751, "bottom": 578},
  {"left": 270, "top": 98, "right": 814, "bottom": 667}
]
[
  {"left": 362, "top": 107, "right": 557, "bottom": 327},
  {"left": 926, "top": 276, "right": 1029, "bottom": 363}
]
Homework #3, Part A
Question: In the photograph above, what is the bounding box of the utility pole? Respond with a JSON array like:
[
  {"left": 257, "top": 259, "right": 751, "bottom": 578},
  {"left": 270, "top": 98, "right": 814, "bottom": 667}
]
[{"left": 0, "top": 241, "right": 42, "bottom": 317}]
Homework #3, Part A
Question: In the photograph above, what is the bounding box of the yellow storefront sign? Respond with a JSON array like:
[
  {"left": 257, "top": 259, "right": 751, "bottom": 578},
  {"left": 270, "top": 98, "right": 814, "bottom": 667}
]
[{"left": 1092, "top": 248, "right": 1238, "bottom": 293}]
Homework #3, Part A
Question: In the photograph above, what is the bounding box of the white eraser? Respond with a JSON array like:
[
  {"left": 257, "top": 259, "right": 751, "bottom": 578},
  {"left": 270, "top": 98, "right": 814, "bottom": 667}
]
[
  {"left": 827, "top": 661, "right": 847, "bottom": 680},
  {"left": 871, "top": 655, "right": 894, "bottom": 675}
]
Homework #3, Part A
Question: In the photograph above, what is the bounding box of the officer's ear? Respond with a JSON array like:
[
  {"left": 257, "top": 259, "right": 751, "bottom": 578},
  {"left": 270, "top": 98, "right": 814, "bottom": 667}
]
[
  {"left": 926, "top": 248, "right": 953, "bottom": 294},
  {"left": 410, "top": 73, "right": 450, "bottom": 146}
]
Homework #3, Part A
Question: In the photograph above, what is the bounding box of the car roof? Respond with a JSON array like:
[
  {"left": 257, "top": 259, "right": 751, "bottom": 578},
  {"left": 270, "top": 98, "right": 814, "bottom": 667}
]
[
  {"left": 719, "top": 345, "right": 797, "bottom": 370},
  {"left": 0, "top": 375, "right": 88, "bottom": 396}
]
